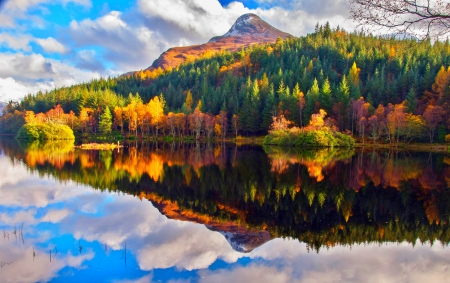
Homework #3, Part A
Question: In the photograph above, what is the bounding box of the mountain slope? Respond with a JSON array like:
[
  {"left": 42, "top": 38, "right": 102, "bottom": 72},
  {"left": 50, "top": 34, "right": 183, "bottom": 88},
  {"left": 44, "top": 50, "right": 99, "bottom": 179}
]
[{"left": 145, "top": 13, "right": 292, "bottom": 72}]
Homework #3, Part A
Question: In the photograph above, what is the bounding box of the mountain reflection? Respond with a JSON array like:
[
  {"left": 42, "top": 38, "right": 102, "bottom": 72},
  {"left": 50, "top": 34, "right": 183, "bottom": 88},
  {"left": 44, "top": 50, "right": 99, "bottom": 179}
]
[{"left": 1, "top": 139, "right": 450, "bottom": 253}]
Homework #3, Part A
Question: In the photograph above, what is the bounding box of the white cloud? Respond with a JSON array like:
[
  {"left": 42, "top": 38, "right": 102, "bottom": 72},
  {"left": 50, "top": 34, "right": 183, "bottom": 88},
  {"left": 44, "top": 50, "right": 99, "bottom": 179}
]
[
  {"left": 68, "top": 11, "right": 170, "bottom": 72},
  {"left": 60, "top": 193, "right": 242, "bottom": 271},
  {"left": 0, "top": 32, "right": 33, "bottom": 51},
  {"left": 35, "top": 37, "right": 68, "bottom": 53},
  {"left": 112, "top": 275, "right": 154, "bottom": 283},
  {"left": 0, "top": 52, "right": 101, "bottom": 101},
  {"left": 0, "top": 0, "right": 92, "bottom": 28},
  {"left": 0, "top": 244, "right": 94, "bottom": 283},
  {"left": 0, "top": 155, "right": 93, "bottom": 208},
  {"left": 138, "top": 0, "right": 249, "bottom": 39},
  {"left": 199, "top": 264, "right": 296, "bottom": 283},
  {"left": 239, "top": 239, "right": 450, "bottom": 283},
  {"left": 2, "top": 0, "right": 91, "bottom": 12},
  {"left": 0, "top": 77, "right": 54, "bottom": 101},
  {"left": 137, "top": 0, "right": 355, "bottom": 40},
  {"left": 0, "top": 0, "right": 356, "bottom": 102}
]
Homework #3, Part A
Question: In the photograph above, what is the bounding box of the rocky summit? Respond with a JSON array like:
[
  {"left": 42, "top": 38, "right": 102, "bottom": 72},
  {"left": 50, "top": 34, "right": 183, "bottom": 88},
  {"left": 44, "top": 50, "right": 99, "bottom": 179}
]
[
  {"left": 144, "top": 13, "right": 292, "bottom": 72},
  {"left": 209, "top": 13, "right": 291, "bottom": 42}
]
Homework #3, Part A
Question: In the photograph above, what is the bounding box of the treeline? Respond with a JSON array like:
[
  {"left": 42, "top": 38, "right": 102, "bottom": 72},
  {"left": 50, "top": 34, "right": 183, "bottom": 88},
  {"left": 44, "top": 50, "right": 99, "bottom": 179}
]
[{"left": 2, "top": 26, "right": 450, "bottom": 142}]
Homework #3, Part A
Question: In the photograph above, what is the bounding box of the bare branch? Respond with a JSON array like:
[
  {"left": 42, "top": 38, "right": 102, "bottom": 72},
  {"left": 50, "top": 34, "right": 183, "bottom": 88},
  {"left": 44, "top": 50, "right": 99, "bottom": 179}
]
[{"left": 348, "top": 0, "right": 450, "bottom": 39}]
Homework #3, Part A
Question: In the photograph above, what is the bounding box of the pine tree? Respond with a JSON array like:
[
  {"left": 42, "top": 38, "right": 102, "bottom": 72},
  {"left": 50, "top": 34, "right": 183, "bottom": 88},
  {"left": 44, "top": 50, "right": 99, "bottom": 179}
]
[
  {"left": 321, "top": 78, "right": 332, "bottom": 114},
  {"left": 405, "top": 87, "right": 417, "bottom": 113},
  {"left": 262, "top": 83, "right": 276, "bottom": 131},
  {"left": 99, "top": 106, "right": 112, "bottom": 135},
  {"left": 304, "top": 78, "right": 320, "bottom": 125}
]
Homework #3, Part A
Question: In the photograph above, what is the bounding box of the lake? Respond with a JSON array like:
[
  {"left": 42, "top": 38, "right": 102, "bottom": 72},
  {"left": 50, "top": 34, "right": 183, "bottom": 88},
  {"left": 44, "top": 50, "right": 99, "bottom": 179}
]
[{"left": 1, "top": 138, "right": 450, "bottom": 283}]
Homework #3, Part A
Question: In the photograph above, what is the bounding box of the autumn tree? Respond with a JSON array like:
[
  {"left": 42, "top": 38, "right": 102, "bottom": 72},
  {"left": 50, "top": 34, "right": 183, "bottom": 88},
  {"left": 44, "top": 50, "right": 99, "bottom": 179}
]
[
  {"left": 204, "top": 114, "right": 215, "bottom": 140},
  {"left": 147, "top": 95, "right": 165, "bottom": 137},
  {"left": 423, "top": 105, "right": 444, "bottom": 143},
  {"left": 24, "top": 111, "right": 37, "bottom": 124},
  {"left": 270, "top": 115, "right": 292, "bottom": 131},
  {"left": 368, "top": 115, "right": 381, "bottom": 143},
  {"left": 113, "top": 107, "right": 124, "bottom": 133},
  {"left": 166, "top": 112, "right": 177, "bottom": 138},
  {"left": 189, "top": 107, "right": 204, "bottom": 140},
  {"left": 386, "top": 103, "right": 406, "bottom": 144},
  {"left": 215, "top": 110, "right": 228, "bottom": 138},
  {"left": 175, "top": 113, "right": 187, "bottom": 138}
]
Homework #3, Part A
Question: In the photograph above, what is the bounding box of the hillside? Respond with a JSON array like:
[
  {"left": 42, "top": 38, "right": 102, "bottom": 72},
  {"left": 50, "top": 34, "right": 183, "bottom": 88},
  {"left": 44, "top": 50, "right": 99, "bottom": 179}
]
[
  {"left": 2, "top": 22, "right": 450, "bottom": 143},
  {"left": 141, "top": 13, "right": 291, "bottom": 73}
]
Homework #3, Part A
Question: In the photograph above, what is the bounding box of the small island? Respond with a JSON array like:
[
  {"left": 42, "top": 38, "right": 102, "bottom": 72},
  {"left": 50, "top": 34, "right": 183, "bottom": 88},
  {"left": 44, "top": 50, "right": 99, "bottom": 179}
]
[{"left": 75, "top": 142, "right": 123, "bottom": 150}]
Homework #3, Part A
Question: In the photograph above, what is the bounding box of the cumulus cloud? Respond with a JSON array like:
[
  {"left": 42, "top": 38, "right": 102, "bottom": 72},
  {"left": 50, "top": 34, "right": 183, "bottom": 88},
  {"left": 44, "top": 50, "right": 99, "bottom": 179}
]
[
  {"left": 0, "top": 52, "right": 101, "bottom": 100},
  {"left": 0, "top": 32, "right": 33, "bottom": 51},
  {"left": 35, "top": 37, "right": 68, "bottom": 53},
  {"left": 138, "top": 0, "right": 249, "bottom": 40},
  {"left": 0, "top": 0, "right": 356, "bottom": 101},
  {"left": 0, "top": 156, "right": 92, "bottom": 208},
  {"left": 199, "top": 264, "right": 296, "bottom": 283},
  {"left": 137, "top": 0, "right": 355, "bottom": 41},
  {"left": 0, "top": 33, "right": 67, "bottom": 54},
  {"left": 68, "top": 11, "right": 167, "bottom": 72},
  {"left": 75, "top": 49, "right": 106, "bottom": 72},
  {"left": 240, "top": 239, "right": 450, "bottom": 283},
  {"left": 61, "top": 193, "right": 242, "bottom": 271},
  {"left": 0, "top": 244, "right": 94, "bottom": 283}
]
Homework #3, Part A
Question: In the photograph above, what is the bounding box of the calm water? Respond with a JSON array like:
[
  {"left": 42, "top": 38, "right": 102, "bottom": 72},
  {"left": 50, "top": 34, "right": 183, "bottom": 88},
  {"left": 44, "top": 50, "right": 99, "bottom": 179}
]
[{"left": 1, "top": 138, "right": 450, "bottom": 283}]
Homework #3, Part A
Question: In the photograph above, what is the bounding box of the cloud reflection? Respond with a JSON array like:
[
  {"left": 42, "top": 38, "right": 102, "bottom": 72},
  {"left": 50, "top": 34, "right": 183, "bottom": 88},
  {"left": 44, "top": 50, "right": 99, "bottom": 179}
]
[{"left": 2, "top": 154, "right": 450, "bottom": 283}]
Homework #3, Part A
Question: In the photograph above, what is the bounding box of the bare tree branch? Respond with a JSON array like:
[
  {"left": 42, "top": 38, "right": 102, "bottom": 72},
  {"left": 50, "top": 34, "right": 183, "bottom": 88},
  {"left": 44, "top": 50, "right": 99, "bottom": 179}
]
[{"left": 348, "top": 0, "right": 450, "bottom": 39}]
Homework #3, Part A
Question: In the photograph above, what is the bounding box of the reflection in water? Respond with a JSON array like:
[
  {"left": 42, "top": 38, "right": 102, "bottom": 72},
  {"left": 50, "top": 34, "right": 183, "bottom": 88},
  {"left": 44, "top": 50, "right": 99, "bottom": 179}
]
[{"left": 1, "top": 138, "right": 450, "bottom": 282}]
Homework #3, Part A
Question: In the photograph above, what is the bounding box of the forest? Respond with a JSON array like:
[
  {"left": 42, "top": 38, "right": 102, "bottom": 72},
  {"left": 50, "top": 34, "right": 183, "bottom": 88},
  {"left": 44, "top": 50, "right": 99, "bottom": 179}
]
[{"left": 2, "top": 25, "right": 450, "bottom": 143}]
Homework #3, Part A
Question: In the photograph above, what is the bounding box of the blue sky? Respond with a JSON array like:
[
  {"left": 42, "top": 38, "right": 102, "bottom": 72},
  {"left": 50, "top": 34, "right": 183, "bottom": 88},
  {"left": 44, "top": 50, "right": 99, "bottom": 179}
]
[{"left": 0, "top": 0, "right": 353, "bottom": 102}]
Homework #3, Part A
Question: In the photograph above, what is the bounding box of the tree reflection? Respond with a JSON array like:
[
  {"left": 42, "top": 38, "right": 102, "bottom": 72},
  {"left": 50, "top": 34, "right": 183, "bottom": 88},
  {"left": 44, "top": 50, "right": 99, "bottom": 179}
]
[{"left": 2, "top": 138, "right": 450, "bottom": 252}]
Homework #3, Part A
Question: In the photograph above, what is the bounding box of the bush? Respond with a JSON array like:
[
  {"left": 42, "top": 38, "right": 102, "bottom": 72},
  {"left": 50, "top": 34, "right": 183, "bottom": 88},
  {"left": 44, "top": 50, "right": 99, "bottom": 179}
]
[
  {"left": 16, "top": 123, "right": 75, "bottom": 140},
  {"left": 263, "top": 128, "right": 354, "bottom": 148}
]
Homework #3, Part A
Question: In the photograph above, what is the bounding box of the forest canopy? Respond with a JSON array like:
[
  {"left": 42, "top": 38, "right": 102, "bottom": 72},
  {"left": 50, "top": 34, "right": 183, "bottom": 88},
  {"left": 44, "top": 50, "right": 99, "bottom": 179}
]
[{"left": 1, "top": 26, "right": 450, "bottom": 143}]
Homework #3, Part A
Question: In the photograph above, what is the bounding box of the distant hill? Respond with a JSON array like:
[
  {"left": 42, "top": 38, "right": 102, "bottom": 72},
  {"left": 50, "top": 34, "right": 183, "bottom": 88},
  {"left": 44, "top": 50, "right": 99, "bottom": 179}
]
[{"left": 138, "top": 13, "right": 292, "bottom": 74}]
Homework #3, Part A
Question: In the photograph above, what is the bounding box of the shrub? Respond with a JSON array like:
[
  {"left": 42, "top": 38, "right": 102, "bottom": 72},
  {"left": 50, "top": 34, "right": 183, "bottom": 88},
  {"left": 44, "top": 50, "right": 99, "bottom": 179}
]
[
  {"left": 16, "top": 123, "right": 75, "bottom": 140},
  {"left": 263, "top": 128, "right": 354, "bottom": 148}
]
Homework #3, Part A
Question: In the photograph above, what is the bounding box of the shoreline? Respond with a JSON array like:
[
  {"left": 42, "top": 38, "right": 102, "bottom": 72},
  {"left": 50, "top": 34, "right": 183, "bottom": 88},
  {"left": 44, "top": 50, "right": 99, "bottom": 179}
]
[{"left": 354, "top": 142, "right": 449, "bottom": 153}]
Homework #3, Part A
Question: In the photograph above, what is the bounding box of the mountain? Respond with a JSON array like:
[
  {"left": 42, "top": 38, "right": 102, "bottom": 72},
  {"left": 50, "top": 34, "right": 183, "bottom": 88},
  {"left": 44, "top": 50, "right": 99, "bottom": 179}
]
[
  {"left": 144, "top": 13, "right": 292, "bottom": 72},
  {"left": 208, "top": 227, "right": 272, "bottom": 253},
  {"left": 147, "top": 193, "right": 272, "bottom": 253}
]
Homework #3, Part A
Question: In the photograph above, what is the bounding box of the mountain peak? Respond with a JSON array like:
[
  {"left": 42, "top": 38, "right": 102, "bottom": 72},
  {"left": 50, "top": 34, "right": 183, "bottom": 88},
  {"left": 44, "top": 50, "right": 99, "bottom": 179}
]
[
  {"left": 141, "top": 13, "right": 292, "bottom": 73},
  {"left": 209, "top": 13, "right": 291, "bottom": 43}
]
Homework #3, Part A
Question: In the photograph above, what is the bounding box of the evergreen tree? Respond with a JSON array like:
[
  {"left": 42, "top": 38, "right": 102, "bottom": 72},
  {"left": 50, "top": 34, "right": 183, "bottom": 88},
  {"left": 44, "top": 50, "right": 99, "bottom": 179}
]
[
  {"left": 262, "top": 83, "right": 276, "bottom": 131},
  {"left": 99, "top": 106, "right": 112, "bottom": 135},
  {"left": 304, "top": 78, "right": 320, "bottom": 125},
  {"left": 405, "top": 87, "right": 417, "bottom": 113},
  {"left": 321, "top": 78, "right": 332, "bottom": 114}
]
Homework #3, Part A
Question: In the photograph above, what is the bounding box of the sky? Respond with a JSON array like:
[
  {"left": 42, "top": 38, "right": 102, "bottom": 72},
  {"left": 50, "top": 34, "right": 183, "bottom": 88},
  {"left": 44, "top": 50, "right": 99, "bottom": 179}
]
[{"left": 0, "top": 0, "right": 355, "bottom": 102}]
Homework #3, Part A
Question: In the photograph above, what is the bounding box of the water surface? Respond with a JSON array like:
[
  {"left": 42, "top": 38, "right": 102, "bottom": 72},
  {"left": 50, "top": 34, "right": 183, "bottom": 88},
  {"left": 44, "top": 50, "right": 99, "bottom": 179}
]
[{"left": 1, "top": 139, "right": 450, "bottom": 282}]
